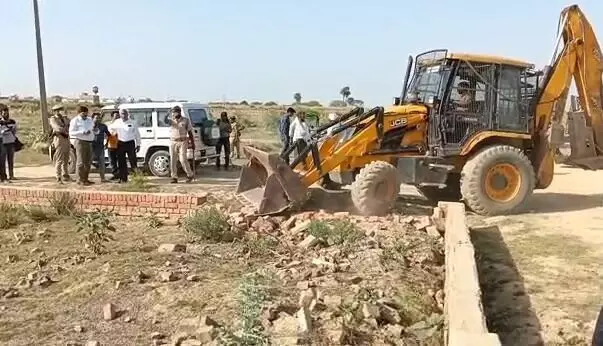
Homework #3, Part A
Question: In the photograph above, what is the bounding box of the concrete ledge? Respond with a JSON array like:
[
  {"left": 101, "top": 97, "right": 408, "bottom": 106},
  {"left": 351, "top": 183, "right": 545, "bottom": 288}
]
[
  {"left": 0, "top": 186, "right": 209, "bottom": 219},
  {"left": 436, "top": 202, "right": 501, "bottom": 346}
]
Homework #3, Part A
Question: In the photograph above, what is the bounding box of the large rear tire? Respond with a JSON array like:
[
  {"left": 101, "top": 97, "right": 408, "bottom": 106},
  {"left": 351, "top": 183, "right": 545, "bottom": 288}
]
[
  {"left": 350, "top": 161, "right": 400, "bottom": 216},
  {"left": 460, "top": 145, "right": 535, "bottom": 216}
]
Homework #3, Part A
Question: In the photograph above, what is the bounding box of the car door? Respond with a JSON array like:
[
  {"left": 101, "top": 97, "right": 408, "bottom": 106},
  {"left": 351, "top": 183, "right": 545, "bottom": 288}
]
[
  {"left": 125, "top": 108, "right": 154, "bottom": 161},
  {"left": 127, "top": 108, "right": 154, "bottom": 139},
  {"left": 155, "top": 108, "right": 172, "bottom": 141}
]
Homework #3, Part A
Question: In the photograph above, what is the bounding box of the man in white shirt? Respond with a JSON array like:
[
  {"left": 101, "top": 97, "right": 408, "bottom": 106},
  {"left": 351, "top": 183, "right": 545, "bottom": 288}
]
[
  {"left": 109, "top": 109, "right": 141, "bottom": 183},
  {"left": 289, "top": 111, "right": 311, "bottom": 166},
  {"left": 68, "top": 105, "right": 95, "bottom": 185}
]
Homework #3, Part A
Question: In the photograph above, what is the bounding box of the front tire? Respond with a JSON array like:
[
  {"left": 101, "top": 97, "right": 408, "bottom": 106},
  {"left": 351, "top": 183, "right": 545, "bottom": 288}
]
[
  {"left": 148, "top": 150, "right": 171, "bottom": 177},
  {"left": 460, "top": 145, "right": 535, "bottom": 215},
  {"left": 350, "top": 161, "right": 400, "bottom": 216}
]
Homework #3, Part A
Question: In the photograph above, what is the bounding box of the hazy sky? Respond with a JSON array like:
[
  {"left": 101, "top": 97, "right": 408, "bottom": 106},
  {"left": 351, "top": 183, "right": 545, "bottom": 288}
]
[{"left": 0, "top": 0, "right": 601, "bottom": 105}]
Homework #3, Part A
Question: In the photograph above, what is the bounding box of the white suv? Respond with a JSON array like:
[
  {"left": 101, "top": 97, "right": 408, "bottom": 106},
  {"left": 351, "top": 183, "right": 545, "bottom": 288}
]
[{"left": 50, "top": 102, "right": 221, "bottom": 177}]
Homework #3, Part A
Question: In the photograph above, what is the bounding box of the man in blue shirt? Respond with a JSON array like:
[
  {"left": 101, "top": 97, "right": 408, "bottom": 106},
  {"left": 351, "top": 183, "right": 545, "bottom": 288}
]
[
  {"left": 92, "top": 113, "right": 110, "bottom": 182},
  {"left": 279, "top": 107, "right": 295, "bottom": 164}
]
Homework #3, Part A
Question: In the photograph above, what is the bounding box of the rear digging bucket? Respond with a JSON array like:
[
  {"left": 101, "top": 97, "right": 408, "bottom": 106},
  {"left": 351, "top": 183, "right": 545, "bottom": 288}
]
[{"left": 236, "top": 146, "right": 308, "bottom": 214}]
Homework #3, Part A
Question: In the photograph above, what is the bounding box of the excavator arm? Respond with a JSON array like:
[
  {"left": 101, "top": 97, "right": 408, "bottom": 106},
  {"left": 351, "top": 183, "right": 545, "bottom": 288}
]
[{"left": 534, "top": 4, "right": 603, "bottom": 188}]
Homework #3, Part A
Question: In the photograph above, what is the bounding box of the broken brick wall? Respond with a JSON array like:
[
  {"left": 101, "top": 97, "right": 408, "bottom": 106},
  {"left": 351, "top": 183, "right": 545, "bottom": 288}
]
[{"left": 0, "top": 186, "right": 208, "bottom": 219}]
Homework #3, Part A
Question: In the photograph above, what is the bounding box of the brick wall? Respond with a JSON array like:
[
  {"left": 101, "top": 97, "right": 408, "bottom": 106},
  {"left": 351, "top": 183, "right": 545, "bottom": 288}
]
[{"left": 0, "top": 186, "right": 208, "bottom": 219}]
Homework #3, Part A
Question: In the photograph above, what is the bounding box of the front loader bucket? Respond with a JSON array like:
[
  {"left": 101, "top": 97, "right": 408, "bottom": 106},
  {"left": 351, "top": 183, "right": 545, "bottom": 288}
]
[{"left": 236, "top": 146, "right": 308, "bottom": 215}]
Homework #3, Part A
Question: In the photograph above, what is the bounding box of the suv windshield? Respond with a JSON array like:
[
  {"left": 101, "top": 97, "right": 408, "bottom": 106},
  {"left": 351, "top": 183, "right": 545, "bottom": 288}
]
[{"left": 187, "top": 108, "right": 211, "bottom": 126}]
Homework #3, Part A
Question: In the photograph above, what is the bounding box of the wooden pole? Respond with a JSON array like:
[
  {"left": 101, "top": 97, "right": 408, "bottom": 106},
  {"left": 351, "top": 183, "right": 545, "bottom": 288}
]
[{"left": 33, "top": 0, "right": 50, "bottom": 133}]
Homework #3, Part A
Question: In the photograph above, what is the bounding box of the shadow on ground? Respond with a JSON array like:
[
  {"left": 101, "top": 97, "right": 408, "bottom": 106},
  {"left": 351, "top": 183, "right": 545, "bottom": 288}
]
[
  {"left": 303, "top": 187, "right": 433, "bottom": 216},
  {"left": 10, "top": 164, "right": 243, "bottom": 190},
  {"left": 523, "top": 192, "right": 603, "bottom": 214},
  {"left": 471, "top": 225, "right": 544, "bottom": 346}
]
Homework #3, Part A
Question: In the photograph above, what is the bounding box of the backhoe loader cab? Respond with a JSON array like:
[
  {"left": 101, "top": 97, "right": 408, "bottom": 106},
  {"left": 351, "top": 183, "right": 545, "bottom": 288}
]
[{"left": 396, "top": 49, "right": 537, "bottom": 155}]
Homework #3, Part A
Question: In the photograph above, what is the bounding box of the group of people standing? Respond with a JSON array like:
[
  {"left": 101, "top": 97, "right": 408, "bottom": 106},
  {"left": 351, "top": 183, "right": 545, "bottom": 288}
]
[
  {"left": 278, "top": 107, "right": 314, "bottom": 165},
  {"left": 50, "top": 105, "right": 141, "bottom": 185},
  {"left": 214, "top": 111, "right": 245, "bottom": 170},
  {"left": 48, "top": 105, "right": 245, "bottom": 185}
]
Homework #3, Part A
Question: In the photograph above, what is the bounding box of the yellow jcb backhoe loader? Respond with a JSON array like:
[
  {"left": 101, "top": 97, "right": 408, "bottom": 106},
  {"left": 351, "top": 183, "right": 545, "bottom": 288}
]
[{"left": 237, "top": 4, "right": 603, "bottom": 216}]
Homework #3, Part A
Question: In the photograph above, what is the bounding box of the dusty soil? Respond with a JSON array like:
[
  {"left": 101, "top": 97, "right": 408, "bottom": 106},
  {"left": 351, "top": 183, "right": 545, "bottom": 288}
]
[
  {"left": 0, "top": 193, "right": 445, "bottom": 346},
  {"left": 468, "top": 163, "right": 603, "bottom": 346},
  {"left": 10, "top": 162, "right": 242, "bottom": 195}
]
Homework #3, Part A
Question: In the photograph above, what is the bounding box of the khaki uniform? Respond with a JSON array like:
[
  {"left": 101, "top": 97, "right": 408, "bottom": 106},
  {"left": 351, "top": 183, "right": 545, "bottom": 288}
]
[
  {"left": 169, "top": 117, "right": 194, "bottom": 179},
  {"left": 49, "top": 115, "right": 71, "bottom": 180},
  {"left": 230, "top": 121, "right": 244, "bottom": 159}
]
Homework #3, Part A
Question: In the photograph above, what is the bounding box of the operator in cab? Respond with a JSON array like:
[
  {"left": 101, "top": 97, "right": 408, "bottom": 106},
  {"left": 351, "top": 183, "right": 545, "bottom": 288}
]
[{"left": 456, "top": 81, "right": 473, "bottom": 111}]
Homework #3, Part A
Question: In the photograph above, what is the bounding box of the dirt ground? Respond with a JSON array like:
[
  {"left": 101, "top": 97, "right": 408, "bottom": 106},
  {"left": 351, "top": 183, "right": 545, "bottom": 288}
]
[
  {"left": 10, "top": 159, "right": 244, "bottom": 195},
  {"left": 468, "top": 163, "right": 603, "bottom": 346},
  {"left": 4, "top": 151, "right": 602, "bottom": 345},
  {"left": 0, "top": 169, "right": 446, "bottom": 346}
]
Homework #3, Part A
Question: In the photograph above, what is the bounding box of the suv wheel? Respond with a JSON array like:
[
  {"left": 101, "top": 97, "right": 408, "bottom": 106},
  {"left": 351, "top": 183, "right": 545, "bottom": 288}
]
[{"left": 148, "top": 150, "right": 171, "bottom": 177}]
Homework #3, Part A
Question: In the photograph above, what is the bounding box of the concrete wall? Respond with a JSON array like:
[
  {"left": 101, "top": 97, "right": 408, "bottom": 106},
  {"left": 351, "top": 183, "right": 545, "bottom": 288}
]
[{"left": 436, "top": 202, "right": 501, "bottom": 346}]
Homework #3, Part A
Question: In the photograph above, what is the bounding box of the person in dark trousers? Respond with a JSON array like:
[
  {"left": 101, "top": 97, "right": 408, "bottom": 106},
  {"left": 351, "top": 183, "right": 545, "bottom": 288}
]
[
  {"left": 68, "top": 105, "right": 95, "bottom": 185},
  {"left": 0, "top": 104, "right": 7, "bottom": 183},
  {"left": 107, "top": 111, "right": 120, "bottom": 180},
  {"left": 0, "top": 104, "right": 16, "bottom": 182},
  {"left": 594, "top": 306, "right": 603, "bottom": 346},
  {"left": 215, "top": 111, "right": 232, "bottom": 170},
  {"left": 92, "top": 113, "right": 110, "bottom": 182},
  {"left": 109, "top": 109, "right": 140, "bottom": 183},
  {"left": 279, "top": 107, "right": 295, "bottom": 164}
]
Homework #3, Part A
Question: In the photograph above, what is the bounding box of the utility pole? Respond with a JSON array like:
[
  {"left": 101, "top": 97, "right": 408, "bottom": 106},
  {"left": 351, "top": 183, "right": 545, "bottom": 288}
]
[{"left": 33, "top": 0, "right": 50, "bottom": 133}]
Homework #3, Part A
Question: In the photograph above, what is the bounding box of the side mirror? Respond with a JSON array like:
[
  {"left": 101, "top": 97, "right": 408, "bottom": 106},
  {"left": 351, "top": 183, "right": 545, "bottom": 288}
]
[{"left": 393, "top": 97, "right": 401, "bottom": 106}]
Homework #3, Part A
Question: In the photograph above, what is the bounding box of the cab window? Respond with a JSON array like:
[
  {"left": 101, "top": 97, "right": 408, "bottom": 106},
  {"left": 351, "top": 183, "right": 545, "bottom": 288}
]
[
  {"left": 187, "top": 109, "right": 209, "bottom": 126},
  {"left": 495, "top": 66, "right": 523, "bottom": 131}
]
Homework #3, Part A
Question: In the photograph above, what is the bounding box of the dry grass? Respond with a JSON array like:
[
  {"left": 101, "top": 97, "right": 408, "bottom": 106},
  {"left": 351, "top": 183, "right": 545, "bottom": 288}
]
[
  {"left": 0, "top": 214, "right": 281, "bottom": 345},
  {"left": 0, "top": 203, "right": 446, "bottom": 345}
]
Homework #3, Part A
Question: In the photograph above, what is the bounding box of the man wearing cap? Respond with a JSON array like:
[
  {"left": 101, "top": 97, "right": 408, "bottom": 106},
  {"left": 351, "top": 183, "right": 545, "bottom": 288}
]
[
  {"left": 109, "top": 109, "right": 141, "bottom": 183},
  {"left": 167, "top": 106, "right": 195, "bottom": 183},
  {"left": 49, "top": 104, "right": 72, "bottom": 183},
  {"left": 68, "top": 105, "right": 95, "bottom": 185},
  {"left": 279, "top": 107, "right": 295, "bottom": 164},
  {"left": 229, "top": 115, "right": 244, "bottom": 159}
]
